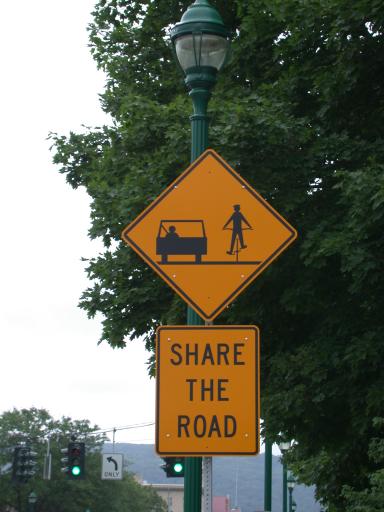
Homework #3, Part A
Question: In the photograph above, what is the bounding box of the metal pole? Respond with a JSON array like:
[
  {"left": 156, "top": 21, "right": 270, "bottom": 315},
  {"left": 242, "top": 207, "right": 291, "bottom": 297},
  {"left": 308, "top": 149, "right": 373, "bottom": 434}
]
[
  {"left": 282, "top": 464, "right": 288, "bottom": 512},
  {"left": 184, "top": 309, "right": 203, "bottom": 512},
  {"left": 184, "top": 82, "right": 211, "bottom": 512},
  {"left": 17, "top": 487, "right": 22, "bottom": 512},
  {"left": 264, "top": 438, "right": 272, "bottom": 512},
  {"left": 288, "top": 488, "right": 293, "bottom": 512},
  {"left": 189, "top": 86, "right": 210, "bottom": 161},
  {"left": 202, "top": 456, "right": 213, "bottom": 512}
]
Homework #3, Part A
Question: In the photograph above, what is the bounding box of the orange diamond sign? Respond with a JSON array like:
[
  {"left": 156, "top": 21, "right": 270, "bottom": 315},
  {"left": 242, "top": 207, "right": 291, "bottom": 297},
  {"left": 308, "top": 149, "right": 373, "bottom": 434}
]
[{"left": 122, "top": 149, "right": 297, "bottom": 320}]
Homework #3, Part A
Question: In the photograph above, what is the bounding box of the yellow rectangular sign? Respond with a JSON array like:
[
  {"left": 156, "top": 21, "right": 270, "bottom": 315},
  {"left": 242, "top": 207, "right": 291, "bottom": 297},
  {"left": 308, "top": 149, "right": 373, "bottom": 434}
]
[{"left": 156, "top": 326, "right": 260, "bottom": 456}]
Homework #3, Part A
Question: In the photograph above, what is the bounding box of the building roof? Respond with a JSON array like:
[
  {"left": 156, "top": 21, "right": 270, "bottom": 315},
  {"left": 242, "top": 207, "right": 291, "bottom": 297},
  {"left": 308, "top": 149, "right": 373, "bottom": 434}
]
[
  {"left": 142, "top": 482, "right": 184, "bottom": 491},
  {"left": 213, "top": 495, "right": 230, "bottom": 512}
]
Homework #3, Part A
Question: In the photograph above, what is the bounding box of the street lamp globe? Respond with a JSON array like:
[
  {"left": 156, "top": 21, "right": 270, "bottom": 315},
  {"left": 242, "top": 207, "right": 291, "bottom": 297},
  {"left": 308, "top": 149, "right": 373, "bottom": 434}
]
[
  {"left": 170, "top": 0, "right": 230, "bottom": 89},
  {"left": 287, "top": 472, "right": 296, "bottom": 490},
  {"left": 279, "top": 440, "right": 291, "bottom": 453},
  {"left": 28, "top": 492, "right": 37, "bottom": 504}
]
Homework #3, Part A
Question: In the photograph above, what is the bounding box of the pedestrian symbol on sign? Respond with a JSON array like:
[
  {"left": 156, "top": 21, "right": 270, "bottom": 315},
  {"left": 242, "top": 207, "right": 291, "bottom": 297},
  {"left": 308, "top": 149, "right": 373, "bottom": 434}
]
[
  {"left": 223, "top": 204, "right": 252, "bottom": 261},
  {"left": 122, "top": 149, "right": 297, "bottom": 320}
]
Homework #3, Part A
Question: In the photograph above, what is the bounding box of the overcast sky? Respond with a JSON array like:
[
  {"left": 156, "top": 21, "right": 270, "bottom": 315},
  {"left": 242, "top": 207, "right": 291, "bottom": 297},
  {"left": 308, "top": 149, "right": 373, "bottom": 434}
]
[
  {"left": 0, "top": 0, "right": 279, "bottom": 455},
  {"left": 0, "top": 0, "right": 155, "bottom": 444}
]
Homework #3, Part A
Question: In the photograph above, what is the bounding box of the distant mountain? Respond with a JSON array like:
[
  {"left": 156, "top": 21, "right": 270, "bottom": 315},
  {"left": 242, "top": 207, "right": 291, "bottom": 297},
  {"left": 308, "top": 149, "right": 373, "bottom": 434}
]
[{"left": 103, "top": 443, "right": 321, "bottom": 512}]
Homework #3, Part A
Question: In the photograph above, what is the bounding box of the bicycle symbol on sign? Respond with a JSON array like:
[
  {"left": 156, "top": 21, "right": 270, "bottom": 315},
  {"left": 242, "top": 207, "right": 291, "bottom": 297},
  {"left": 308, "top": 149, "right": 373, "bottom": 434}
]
[{"left": 223, "top": 205, "right": 252, "bottom": 262}]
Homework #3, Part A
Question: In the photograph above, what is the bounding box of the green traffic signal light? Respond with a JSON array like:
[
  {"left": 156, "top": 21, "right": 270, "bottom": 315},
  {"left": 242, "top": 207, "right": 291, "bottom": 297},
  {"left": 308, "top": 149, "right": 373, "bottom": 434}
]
[
  {"left": 67, "top": 442, "right": 85, "bottom": 480},
  {"left": 71, "top": 465, "right": 81, "bottom": 477},
  {"left": 173, "top": 462, "right": 183, "bottom": 474}
]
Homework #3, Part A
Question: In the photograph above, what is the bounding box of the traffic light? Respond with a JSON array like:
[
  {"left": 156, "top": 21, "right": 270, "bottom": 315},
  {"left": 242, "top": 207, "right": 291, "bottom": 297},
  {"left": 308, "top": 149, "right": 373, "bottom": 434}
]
[
  {"left": 61, "top": 442, "right": 85, "bottom": 479},
  {"left": 12, "top": 447, "right": 22, "bottom": 483},
  {"left": 161, "top": 457, "right": 185, "bottom": 477},
  {"left": 60, "top": 445, "right": 69, "bottom": 475},
  {"left": 68, "top": 442, "right": 85, "bottom": 479},
  {"left": 12, "top": 445, "right": 37, "bottom": 484}
]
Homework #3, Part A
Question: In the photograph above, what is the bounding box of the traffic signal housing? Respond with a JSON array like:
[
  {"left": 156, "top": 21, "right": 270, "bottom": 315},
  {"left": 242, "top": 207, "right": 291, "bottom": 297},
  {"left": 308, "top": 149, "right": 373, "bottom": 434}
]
[
  {"left": 12, "top": 445, "right": 37, "bottom": 484},
  {"left": 68, "top": 442, "right": 85, "bottom": 480},
  {"left": 60, "top": 445, "right": 69, "bottom": 475},
  {"left": 161, "top": 457, "right": 185, "bottom": 478},
  {"left": 12, "top": 447, "right": 22, "bottom": 483}
]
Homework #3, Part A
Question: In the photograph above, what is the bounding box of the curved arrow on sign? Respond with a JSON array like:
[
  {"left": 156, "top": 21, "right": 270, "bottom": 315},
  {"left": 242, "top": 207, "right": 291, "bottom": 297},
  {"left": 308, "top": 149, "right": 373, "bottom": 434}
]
[{"left": 107, "top": 456, "right": 118, "bottom": 471}]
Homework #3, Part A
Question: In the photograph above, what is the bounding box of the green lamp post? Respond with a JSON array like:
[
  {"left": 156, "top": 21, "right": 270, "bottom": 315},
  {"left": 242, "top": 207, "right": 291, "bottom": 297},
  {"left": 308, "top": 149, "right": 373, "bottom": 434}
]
[
  {"left": 264, "top": 438, "right": 272, "bottom": 512},
  {"left": 170, "top": 2, "right": 230, "bottom": 512},
  {"left": 287, "top": 471, "right": 296, "bottom": 512},
  {"left": 27, "top": 491, "right": 37, "bottom": 512},
  {"left": 279, "top": 441, "right": 291, "bottom": 512}
]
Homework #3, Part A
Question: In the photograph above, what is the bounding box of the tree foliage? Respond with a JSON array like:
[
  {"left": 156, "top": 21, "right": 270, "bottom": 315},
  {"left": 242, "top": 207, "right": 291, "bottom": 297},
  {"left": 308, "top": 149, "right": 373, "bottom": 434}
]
[
  {"left": 50, "top": 0, "right": 384, "bottom": 509},
  {"left": 0, "top": 408, "right": 165, "bottom": 512},
  {"left": 342, "top": 421, "right": 384, "bottom": 511}
]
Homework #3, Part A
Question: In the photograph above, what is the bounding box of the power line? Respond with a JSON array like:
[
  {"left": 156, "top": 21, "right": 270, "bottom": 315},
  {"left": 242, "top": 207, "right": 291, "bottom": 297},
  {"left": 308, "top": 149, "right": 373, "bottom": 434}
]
[{"left": 91, "top": 421, "right": 155, "bottom": 436}]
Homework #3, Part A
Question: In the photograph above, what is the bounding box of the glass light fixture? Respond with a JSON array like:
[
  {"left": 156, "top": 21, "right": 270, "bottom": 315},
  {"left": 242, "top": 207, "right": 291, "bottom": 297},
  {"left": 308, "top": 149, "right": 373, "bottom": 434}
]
[
  {"left": 28, "top": 492, "right": 37, "bottom": 504},
  {"left": 287, "top": 472, "right": 296, "bottom": 489},
  {"left": 279, "top": 440, "right": 291, "bottom": 452},
  {"left": 171, "top": 0, "right": 230, "bottom": 79},
  {"left": 175, "top": 32, "right": 229, "bottom": 72}
]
